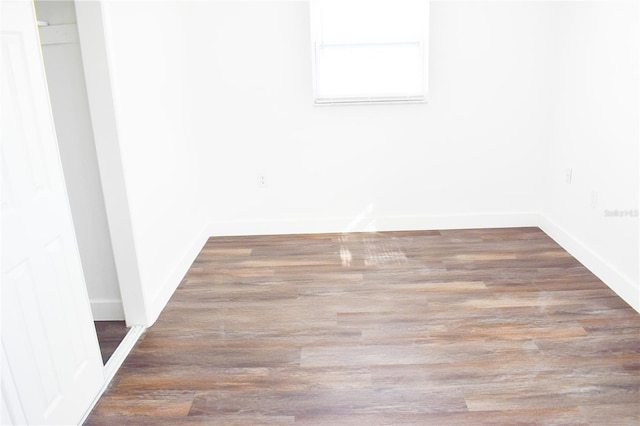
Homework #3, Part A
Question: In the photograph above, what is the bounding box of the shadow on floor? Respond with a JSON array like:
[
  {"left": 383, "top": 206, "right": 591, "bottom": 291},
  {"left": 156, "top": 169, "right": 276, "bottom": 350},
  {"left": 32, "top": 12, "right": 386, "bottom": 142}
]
[{"left": 94, "top": 321, "right": 128, "bottom": 364}]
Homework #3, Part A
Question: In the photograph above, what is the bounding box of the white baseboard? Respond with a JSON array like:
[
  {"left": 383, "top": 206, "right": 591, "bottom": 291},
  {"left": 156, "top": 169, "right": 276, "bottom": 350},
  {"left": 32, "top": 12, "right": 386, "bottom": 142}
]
[
  {"left": 102, "top": 325, "right": 146, "bottom": 384},
  {"left": 375, "top": 212, "right": 540, "bottom": 232},
  {"left": 90, "top": 299, "right": 125, "bottom": 321},
  {"left": 147, "top": 223, "right": 210, "bottom": 325},
  {"left": 209, "top": 212, "right": 540, "bottom": 237},
  {"left": 538, "top": 215, "right": 639, "bottom": 313}
]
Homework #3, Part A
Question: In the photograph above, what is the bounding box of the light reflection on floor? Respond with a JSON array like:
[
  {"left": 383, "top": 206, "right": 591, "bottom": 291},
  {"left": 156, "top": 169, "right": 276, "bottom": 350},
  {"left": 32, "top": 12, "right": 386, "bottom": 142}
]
[{"left": 339, "top": 232, "right": 408, "bottom": 267}]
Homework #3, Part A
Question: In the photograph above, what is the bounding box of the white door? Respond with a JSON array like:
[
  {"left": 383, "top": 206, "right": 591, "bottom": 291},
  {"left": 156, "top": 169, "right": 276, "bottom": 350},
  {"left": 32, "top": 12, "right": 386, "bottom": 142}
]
[{"left": 1, "top": 1, "right": 104, "bottom": 424}]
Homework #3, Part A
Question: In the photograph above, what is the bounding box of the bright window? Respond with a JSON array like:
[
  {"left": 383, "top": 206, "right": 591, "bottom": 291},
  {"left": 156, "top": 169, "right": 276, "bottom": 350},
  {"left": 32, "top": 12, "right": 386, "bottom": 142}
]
[{"left": 310, "top": 0, "right": 429, "bottom": 105}]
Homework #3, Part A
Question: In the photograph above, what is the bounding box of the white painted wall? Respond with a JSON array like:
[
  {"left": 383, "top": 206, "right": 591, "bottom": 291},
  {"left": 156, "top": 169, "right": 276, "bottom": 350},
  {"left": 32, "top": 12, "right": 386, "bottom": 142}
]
[
  {"left": 186, "top": 1, "right": 549, "bottom": 235},
  {"left": 86, "top": 0, "right": 637, "bottom": 324},
  {"left": 540, "top": 0, "right": 639, "bottom": 310},
  {"left": 99, "top": 1, "right": 209, "bottom": 323},
  {"left": 35, "top": 0, "right": 123, "bottom": 320}
]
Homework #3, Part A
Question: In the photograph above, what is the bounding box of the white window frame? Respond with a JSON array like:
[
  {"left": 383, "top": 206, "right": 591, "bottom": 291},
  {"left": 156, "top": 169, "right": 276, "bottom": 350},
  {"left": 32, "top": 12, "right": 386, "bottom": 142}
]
[{"left": 310, "top": 0, "right": 430, "bottom": 106}]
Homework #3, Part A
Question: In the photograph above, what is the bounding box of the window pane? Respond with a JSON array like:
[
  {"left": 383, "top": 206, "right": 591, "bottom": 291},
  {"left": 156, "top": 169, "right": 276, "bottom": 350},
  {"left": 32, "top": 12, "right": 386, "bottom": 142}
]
[
  {"left": 316, "top": 44, "right": 424, "bottom": 99},
  {"left": 310, "top": 0, "right": 429, "bottom": 104},
  {"left": 319, "top": 0, "right": 427, "bottom": 44}
]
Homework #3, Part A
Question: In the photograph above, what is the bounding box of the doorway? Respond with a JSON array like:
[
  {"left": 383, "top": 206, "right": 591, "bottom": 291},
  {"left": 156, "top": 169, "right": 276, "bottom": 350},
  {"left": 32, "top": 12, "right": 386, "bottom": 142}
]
[{"left": 33, "top": 0, "right": 127, "bottom": 365}]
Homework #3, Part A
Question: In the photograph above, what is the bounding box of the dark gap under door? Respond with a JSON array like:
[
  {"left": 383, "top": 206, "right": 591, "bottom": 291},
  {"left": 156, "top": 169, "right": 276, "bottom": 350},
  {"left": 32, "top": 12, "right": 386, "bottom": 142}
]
[{"left": 94, "top": 321, "right": 128, "bottom": 364}]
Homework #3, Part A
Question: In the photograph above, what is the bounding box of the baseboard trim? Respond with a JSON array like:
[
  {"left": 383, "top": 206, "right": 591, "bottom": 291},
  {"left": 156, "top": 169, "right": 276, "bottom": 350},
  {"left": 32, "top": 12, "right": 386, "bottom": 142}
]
[
  {"left": 80, "top": 325, "right": 146, "bottom": 425},
  {"left": 209, "top": 212, "right": 540, "bottom": 237},
  {"left": 375, "top": 212, "right": 540, "bottom": 232},
  {"left": 102, "top": 325, "right": 146, "bottom": 386},
  {"left": 538, "top": 215, "right": 639, "bottom": 313},
  {"left": 90, "top": 299, "right": 125, "bottom": 321}
]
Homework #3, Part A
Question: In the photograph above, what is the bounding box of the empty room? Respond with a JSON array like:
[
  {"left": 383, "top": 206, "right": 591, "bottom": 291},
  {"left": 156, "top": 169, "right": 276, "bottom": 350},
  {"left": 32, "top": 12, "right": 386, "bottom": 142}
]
[{"left": 1, "top": 0, "right": 638, "bottom": 424}]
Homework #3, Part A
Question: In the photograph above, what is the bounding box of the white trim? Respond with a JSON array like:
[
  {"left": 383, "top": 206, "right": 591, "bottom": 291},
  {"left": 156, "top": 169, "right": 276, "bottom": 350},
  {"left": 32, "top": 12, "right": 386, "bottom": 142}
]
[
  {"left": 102, "top": 325, "right": 146, "bottom": 387},
  {"left": 38, "top": 23, "right": 79, "bottom": 45},
  {"left": 79, "top": 325, "right": 146, "bottom": 426},
  {"left": 146, "top": 225, "right": 210, "bottom": 325},
  {"left": 314, "top": 96, "right": 426, "bottom": 106},
  {"left": 375, "top": 212, "right": 539, "bottom": 232},
  {"left": 75, "top": 1, "right": 149, "bottom": 326},
  {"left": 538, "top": 215, "right": 640, "bottom": 313},
  {"left": 209, "top": 212, "right": 539, "bottom": 237},
  {"left": 90, "top": 300, "right": 125, "bottom": 321}
]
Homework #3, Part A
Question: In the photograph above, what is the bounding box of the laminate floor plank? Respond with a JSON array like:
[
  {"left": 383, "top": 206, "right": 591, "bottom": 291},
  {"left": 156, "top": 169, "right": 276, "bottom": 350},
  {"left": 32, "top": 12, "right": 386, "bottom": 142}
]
[
  {"left": 85, "top": 228, "right": 639, "bottom": 425},
  {"left": 94, "top": 320, "right": 128, "bottom": 364}
]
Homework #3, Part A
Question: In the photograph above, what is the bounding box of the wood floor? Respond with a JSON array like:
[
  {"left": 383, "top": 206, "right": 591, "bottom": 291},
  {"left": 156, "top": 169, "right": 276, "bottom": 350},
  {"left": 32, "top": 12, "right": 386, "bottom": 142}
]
[
  {"left": 94, "top": 321, "right": 129, "bottom": 364},
  {"left": 85, "top": 227, "right": 640, "bottom": 425}
]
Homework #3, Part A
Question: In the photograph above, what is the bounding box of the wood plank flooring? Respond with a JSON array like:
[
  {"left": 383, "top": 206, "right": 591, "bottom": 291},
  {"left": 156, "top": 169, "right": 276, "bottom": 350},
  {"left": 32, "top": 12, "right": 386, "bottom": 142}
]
[
  {"left": 85, "top": 227, "right": 640, "bottom": 425},
  {"left": 94, "top": 321, "right": 129, "bottom": 364}
]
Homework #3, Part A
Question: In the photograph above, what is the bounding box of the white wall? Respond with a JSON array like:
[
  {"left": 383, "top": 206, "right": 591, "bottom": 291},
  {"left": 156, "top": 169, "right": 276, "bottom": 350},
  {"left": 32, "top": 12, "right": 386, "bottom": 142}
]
[
  {"left": 91, "top": 0, "right": 638, "bottom": 322},
  {"left": 540, "top": 0, "right": 639, "bottom": 310},
  {"left": 186, "top": 1, "right": 549, "bottom": 235},
  {"left": 183, "top": 0, "right": 638, "bottom": 309},
  {"left": 100, "top": 1, "right": 209, "bottom": 323},
  {"left": 35, "top": 0, "right": 123, "bottom": 320}
]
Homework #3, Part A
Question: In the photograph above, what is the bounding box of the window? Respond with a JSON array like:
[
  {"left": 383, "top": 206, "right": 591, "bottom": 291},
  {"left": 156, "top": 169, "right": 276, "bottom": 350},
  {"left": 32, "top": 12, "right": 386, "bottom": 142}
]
[{"left": 310, "top": 0, "right": 429, "bottom": 105}]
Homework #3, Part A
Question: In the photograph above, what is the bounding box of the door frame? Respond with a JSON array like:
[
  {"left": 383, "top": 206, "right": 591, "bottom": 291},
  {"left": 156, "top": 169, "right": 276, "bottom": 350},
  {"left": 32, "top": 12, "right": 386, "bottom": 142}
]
[{"left": 74, "top": 1, "right": 149, "bottom": 327}]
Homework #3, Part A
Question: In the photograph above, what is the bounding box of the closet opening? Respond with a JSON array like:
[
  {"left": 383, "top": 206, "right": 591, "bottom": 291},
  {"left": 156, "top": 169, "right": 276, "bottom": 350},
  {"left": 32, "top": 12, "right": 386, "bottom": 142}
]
[{"left": 34, "top": 0, "right": 127, "bottom": 365}]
